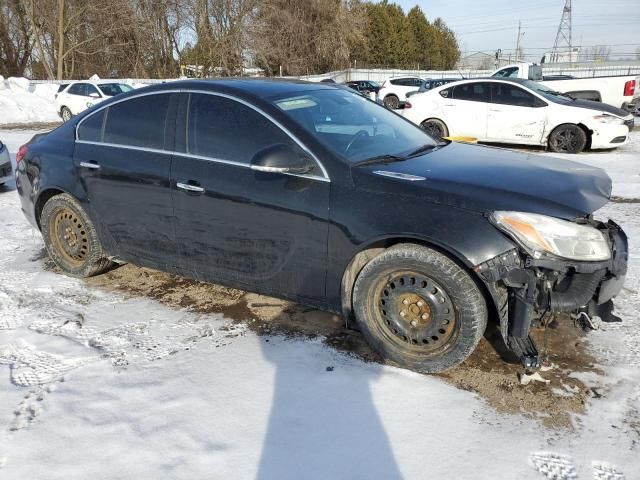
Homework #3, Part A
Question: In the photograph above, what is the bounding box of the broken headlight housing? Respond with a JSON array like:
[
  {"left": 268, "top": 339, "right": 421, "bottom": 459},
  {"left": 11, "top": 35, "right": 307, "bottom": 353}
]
[{"left": 491, "top": 211, "right": 611, "bottom": 261}]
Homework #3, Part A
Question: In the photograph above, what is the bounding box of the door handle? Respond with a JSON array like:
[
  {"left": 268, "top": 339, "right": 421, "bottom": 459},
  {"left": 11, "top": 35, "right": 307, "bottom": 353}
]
[
  {"left": 79, "top": 161, "right": 100, "bottom": 169},
  {"left": 176, "top": 182, "right": 205, "bottom": 193},
  {"left": 489, "top": 109, "right": 504, "bottom": 112}
]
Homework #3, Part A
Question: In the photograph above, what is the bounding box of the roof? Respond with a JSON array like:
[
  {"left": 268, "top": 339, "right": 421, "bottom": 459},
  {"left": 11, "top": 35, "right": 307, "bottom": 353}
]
[{"left": 138, "top": 78, "right": 336, "bottom": 99}]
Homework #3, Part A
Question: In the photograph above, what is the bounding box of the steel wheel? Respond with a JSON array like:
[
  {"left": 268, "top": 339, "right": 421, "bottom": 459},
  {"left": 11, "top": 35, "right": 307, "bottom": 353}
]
[
  {"left": 548, "top": 124, "right": 587, "bottom": 153},
  {"left": 352, "top": 244, "right": 487, "bottom": 373},
  {"left": 50, "top": 206, "right": 89, "bottom": 267},
  {"left": 377, "top": 271, "right": 458, "bottom": 355},
  {"left": 40, "top": 193, "right": 115, "bottom": 277}
]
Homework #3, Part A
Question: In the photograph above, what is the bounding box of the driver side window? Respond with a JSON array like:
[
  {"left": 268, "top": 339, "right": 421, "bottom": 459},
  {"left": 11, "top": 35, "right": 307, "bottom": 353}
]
[{"left": 187, "top": 93, "right": 314, "bottom": 171}]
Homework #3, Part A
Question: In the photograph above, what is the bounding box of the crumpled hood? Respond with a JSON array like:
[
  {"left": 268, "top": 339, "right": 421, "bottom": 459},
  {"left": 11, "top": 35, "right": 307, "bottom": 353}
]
[{"left": 352, "top": 142, "right": 612, "bottom": 219}]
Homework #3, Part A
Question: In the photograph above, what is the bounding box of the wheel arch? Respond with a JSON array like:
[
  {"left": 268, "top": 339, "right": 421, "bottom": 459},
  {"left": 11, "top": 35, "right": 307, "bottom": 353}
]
[
  {"left": 547, "top": 122, "right": 592, "bottom": 149},
  {"left": 340, "top": 235, "right": 496, "bottom": 326},
  {"left": 34, "top": 187, "right": 70, "bottom": 230}
]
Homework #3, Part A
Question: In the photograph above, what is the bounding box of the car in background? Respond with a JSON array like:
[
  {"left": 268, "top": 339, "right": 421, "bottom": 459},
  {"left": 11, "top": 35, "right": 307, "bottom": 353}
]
[
  {"left": 55, "top": 81, "right": 134, "bottom": 121},
  {"left": 492, "top": 63, "right": 639, "bottom": 111},
  {"left": 406, "top": 78, "right": 461, "bottom": 99},
  {"left": 377, "top": 76, "right": 424, "bottom": 109},
  {"left": 344, "top": 80, "right": 381, "bottom": 96},
  {"left": 0, "top": 140, "right": 12, "bottom": 186},
  {"left": 402, "top": 77, "right": 634, "bottom": 153}
]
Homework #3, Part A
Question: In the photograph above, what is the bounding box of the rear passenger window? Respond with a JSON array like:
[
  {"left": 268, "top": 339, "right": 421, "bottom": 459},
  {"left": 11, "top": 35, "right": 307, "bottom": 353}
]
[
  {"left": 78, "top": 109, "right": 106, "bottom": 142},
  {"left": 451, "top": 83, "right": 490, "bottom": 102},
  {"left": 67, "top": 83, "right": 84, "bottom": 95},
  {"left": 103, "top": 94, "right": 171, "bottom": 149},
  {"left": 187, "top": 94, "right": 301, "bottom": 164}
]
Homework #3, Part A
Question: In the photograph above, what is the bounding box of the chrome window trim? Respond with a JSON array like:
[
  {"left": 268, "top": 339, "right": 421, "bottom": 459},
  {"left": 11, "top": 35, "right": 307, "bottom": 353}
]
[
  {"left": 74, "top": 87, "right": 330, "bottom": 182},
  {"left": 74, "top": 140, "right": 330, "bottom": 183}
]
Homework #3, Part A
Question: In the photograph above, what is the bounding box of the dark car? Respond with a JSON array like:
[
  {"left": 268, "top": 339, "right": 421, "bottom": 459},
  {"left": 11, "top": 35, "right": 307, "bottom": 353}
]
[
  {"left": 14, "top": 79, "right": 628, "bottom": 373},
  {"left": 345, "top": 80, "right": 381, "bottom": 95},
  {"left": 0, "top": 140, "right": 12, "bottom": 185},
  {"left": 405, "top": 78, "right": 460, "bottom": 99}
]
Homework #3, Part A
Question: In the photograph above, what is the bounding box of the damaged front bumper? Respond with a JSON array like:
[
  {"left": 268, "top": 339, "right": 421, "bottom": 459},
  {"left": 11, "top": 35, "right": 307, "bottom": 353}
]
[{"left": 476, "top": 219, "right": 628, "bottom": 369}]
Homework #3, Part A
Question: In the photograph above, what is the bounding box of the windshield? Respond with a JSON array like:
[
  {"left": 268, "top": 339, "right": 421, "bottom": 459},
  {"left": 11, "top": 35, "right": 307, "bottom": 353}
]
[
  {"left": 519, "top": 79, "right": 572, "bottom": 103},
  {"left": 271, "top": 88, "right": 438, "bottom": 163},
  {"left": 98, "top": 83, "right": 134, "bottom": 96}
]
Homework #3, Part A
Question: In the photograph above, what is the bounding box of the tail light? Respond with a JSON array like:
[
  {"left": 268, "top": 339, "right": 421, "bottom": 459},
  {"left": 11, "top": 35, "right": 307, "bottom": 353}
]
[
  {"left": 404, "top": 102, "right": 412, "bottom": 109},
  {"left": 623, "top": 80, "right": 635, "bottom": 96},
  {"left": 16, "top": 144, "right": 28, "bottom": 165}
]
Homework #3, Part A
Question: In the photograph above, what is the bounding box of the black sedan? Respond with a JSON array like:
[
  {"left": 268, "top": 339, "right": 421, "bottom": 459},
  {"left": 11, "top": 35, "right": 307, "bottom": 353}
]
[{"left": 14, "top": 79, "right": 627, "bottom": 373}]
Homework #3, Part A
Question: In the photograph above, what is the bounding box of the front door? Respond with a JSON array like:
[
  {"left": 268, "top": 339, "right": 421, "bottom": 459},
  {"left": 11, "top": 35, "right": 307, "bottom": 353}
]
[
  {"left": 74, "top": 92, "right": 180, "bottom": 269},
  {"left": 440, "top": 82, "right": 490, "bottom": 139},
  {"left": 171, "top": 93, "right": 330, "bottom": 302},
  {"left": 486, "top": 83, "right": 547, "bottom": 144}
]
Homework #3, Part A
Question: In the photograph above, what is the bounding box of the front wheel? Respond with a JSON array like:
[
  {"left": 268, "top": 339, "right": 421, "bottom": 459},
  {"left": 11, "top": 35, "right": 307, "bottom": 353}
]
[
  {"left": 548, "top": 124, "right": 587, "bottom": 153},
  {"left": 61, "top": 107, "right": 73, "bottom": 122},
  {"left": 420, "top": 119, "right": 449, "bottom": 141},
  {"left": 40, "top": 193, "right": 115, "bottom": 277},
  {"left": 352, "top": 244, "right": 487, "bottom": 373}
]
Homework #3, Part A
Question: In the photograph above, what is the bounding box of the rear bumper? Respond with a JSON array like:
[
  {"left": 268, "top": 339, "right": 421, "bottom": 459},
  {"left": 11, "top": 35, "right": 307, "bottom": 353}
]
[
  {"left": 14, "top": 163, "right": 40, "bottom": 230},
  {"left": 590, "top": 123, "right": 632, "bottom": 149}
]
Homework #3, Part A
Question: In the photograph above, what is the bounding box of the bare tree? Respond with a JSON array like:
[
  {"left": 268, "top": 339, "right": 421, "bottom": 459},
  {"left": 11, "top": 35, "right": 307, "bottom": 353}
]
[{"left": 0, "top": 0, "right": 34, "bottom": 77}]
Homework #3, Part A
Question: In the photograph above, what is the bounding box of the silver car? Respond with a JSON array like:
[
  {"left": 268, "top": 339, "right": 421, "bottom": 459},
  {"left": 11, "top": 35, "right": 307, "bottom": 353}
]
[{"left": 0, "top": 140, "right": 12, "bottom": 186}]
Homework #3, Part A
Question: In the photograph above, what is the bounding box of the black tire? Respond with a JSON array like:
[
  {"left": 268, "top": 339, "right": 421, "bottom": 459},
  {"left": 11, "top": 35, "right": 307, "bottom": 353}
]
[
  {"left": 352, "top": 244, "right": 487, "bottom": 373},
  {"left": 548, "top": 124, "right": 587, "bottom": 153},
  {"left": 40, "top": 193, "right": 114, "bottom": 277},
  {"left": 383, "top": 95, "right": 400, "bottom": 110},
  {"left": 420, "top": 118, "right": 449, "bottom": 141},
  {"left": 61, "top": 107, "right": 73, "bottom": 122}
]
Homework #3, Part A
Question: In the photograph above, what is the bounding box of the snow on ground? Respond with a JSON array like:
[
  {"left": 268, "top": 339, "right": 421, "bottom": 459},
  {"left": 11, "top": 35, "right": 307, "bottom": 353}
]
[
  {"left": 0, "top": 77, "right": 59, "bottom": 125},
  {"left": 0, "top": 129, "right": 639, "bottom": 479}
]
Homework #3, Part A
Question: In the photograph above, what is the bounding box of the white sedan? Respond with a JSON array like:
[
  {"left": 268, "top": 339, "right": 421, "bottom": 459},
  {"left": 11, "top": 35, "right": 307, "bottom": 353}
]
[
  {"left": 55, "top": 81, "right": 134, "bottom": 121},
  {"left": 402, "top": 78, "right": 634, "bottom": 153}
]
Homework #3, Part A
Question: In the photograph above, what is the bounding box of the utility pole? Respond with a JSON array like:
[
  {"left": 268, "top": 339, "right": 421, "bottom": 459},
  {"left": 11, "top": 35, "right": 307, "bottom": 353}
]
[
  {"left": 515, "top": 21, "right": 525, "bottom": 62},
  {"left": 552, "top": 0, "right": 572, "bottom": 63}
]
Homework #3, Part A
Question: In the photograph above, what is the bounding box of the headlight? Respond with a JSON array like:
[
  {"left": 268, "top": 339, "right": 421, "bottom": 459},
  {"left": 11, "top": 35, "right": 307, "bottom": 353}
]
[
  {"left": 491, "top": 211, "right": 611, "bottom": 261},
  {"left": 592, "top": 114, "right": 624, "bottom": 125}
]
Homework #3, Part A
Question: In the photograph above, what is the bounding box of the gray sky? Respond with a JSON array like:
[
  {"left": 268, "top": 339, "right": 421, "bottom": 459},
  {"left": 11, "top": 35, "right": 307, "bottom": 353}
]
[{"left": 392, "top": 0, "right": 640, "bottom": 60}]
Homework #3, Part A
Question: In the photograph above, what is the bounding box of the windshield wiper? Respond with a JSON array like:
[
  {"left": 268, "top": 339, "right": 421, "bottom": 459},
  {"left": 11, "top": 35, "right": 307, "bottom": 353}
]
[
  {"left": 404, "top": 144, "right": 438, "bottom": 158},
  {"left": 548, "top": 90, "right": 575, "bottom": 100},
  {"left": 352, "top": 154, "right": 407, "bottom": 167}
]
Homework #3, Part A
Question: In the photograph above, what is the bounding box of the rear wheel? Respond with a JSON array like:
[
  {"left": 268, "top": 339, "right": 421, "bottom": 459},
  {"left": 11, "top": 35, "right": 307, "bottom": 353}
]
[
  {"left": 383, "top": 95, "right": 400, "bottom": 110},
  {"left": 40, "top": 193, "right": 114, "bottom": 277},
  {"left": 352, "top": 244, "right": 487, "bottom": 373},
  {"left": 61, "top": 107, "right": 73, "bottom": 122},
  {"left": 420, "top": 118, "right": 449, "bottom": 141},
  {"left": 548, "top": 124, "right": 587, "bottom": 153}
]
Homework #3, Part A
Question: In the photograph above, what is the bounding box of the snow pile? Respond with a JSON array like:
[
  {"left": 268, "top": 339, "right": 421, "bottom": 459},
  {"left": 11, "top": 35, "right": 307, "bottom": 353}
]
[{"left": 0, "top": 76, "right": 59, "bottom": 125}]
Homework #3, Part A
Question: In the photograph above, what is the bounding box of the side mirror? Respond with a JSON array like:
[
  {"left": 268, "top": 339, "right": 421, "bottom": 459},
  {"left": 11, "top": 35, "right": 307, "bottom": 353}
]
[
  {"left": 250, "top": 144, "right": 314, "bottom": 175},
  {"left": 89, "top": 92, "right": 101, "bottom": 99}
]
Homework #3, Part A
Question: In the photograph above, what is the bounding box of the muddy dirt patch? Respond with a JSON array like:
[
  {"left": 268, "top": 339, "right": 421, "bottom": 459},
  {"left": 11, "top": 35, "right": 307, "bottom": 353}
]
[{"left": 80, "top": 262, "right": 602, "bottom": 428}]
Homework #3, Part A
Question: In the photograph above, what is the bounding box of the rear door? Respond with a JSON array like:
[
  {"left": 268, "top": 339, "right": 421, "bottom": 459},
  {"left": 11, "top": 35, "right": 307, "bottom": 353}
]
[
  {"left": 440, "top": 82, "right": 490, "bottom": 138},
  {"left": 74, "top": 92, "right": 181, "bottom": 269},
  {"left": 171, "top": 92, "right": 330, "bottom": 301},
  {"left": 486, "top": 83, "right": 547, "bottom": 144},
  {"left": 65, "top": 83, "right": 89, "bottom": 114}
]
